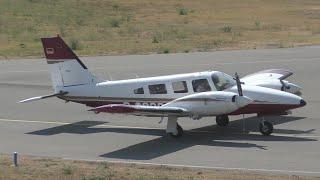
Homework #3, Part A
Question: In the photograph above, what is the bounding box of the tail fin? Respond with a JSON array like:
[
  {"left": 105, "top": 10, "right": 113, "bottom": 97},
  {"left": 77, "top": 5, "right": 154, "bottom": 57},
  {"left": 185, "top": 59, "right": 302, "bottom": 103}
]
[{"left": 41, "top": 35, "right": 99, "bottom": 90}]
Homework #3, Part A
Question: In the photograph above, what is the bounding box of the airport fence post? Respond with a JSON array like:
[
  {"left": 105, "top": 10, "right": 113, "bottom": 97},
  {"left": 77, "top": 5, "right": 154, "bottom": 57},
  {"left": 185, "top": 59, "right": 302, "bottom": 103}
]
[{"left": 13, "top": 152, "right": 18, "bottom": 167}]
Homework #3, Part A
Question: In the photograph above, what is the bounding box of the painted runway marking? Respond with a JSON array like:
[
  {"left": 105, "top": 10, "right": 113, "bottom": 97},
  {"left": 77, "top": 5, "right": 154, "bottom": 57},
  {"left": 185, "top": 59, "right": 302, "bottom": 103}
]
[
  {"left": 0, "top": 118, "right": 319, "bottom": 138},
  {"left": 63, "top": 157, "right": 320, "bottom": 175}
]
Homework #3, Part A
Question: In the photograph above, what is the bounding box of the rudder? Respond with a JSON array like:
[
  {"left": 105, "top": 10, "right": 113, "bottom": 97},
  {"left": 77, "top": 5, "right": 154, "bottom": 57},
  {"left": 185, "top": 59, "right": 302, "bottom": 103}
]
[{"left": 41, "top": 35, "right": 98, "bottom": 90}]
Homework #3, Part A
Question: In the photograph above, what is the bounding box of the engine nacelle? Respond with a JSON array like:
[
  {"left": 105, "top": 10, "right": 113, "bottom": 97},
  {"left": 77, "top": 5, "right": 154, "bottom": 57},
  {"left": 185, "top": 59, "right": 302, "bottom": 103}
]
[{"left": 250, "top": 79, "right": 302, "bottom": 95}]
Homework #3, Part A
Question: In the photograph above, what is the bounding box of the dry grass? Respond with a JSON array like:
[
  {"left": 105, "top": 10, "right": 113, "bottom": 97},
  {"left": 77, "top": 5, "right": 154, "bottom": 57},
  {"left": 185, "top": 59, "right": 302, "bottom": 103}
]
[
  {"left": 0, "top": 154, "right": 317, "bottom": 180},
  {"left": 0, "top": 0, "right": 320, "bottom": 59}
]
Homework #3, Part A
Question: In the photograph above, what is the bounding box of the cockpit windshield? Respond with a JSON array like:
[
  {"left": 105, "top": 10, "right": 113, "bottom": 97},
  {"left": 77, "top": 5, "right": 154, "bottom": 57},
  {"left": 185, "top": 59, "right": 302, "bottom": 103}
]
[{"left": 211, "top": 72, "right": 236, "bottom": 91}]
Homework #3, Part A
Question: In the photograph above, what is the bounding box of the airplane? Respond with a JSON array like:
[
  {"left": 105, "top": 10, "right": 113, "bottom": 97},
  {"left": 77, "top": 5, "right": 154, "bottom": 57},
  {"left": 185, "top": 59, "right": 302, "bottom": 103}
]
[{"left": 20, "top": 35, "right": 307, "bottom": 137}]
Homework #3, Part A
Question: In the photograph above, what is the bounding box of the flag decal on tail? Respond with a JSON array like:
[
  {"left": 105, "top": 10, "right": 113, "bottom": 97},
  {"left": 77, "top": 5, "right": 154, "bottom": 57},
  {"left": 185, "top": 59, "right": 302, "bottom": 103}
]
[{"left": 46, "top": 48, "right": 54, "bottom": 54}]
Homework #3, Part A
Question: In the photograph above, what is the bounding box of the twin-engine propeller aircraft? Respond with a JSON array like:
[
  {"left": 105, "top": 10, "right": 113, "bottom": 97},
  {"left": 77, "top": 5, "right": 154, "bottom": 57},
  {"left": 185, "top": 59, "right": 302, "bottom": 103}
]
[{"left": 20, "top": 35, "right": 306, "bottom": 137}]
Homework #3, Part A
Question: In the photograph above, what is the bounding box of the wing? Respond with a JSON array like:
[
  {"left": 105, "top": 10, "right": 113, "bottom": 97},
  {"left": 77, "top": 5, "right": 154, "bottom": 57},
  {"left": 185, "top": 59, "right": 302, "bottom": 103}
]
[
  {"left": 242, "top": 69, "right": 293, "bottom": 82},
  {"left": 88, "top": 104, "right": 188, "bottom": 117}
]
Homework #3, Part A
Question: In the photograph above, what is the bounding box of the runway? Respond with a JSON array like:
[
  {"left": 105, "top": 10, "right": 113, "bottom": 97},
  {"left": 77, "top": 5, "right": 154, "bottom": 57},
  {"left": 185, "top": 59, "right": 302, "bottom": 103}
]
[{"left": 0, "top": 46, "right": 319, "bottom": 176}]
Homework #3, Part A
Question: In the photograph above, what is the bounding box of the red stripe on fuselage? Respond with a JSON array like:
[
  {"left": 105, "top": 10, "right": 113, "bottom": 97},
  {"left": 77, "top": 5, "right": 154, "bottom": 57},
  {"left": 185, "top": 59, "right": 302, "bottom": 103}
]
[{"left": 229, "top": 103, "right": 302, "bottom": 115}]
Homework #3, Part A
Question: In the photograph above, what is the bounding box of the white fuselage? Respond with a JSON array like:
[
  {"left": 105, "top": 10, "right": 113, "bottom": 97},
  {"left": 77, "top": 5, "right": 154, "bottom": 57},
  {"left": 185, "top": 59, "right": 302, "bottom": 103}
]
[{"left": 58, "top": 71, "right": 304, "bottom": 116}]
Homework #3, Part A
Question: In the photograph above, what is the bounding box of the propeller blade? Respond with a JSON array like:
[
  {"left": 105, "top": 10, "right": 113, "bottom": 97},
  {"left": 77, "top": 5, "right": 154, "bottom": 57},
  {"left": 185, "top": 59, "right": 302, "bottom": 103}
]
[{"left": 235, "top": 72, "right": 243, "bottom": 96}]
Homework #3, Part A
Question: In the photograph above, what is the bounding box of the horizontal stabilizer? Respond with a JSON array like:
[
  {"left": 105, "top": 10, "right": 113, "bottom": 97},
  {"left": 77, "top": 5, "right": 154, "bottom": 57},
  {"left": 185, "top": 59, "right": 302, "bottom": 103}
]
[{"left": 19, "top": 91, "right": 68, "bottom": 103}]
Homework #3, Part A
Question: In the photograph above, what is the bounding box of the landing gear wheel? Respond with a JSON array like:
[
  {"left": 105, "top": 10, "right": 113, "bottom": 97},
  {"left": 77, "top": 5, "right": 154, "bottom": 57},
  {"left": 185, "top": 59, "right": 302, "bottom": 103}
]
[
  {"left": 216, "top": 115, "right": 229, "bottom": 127},
  {"left": 259, "top": 121, "right": 273, "bottom": 136},
  {"left": 169, "top": 123, "right": 183, "bottom": 138}
]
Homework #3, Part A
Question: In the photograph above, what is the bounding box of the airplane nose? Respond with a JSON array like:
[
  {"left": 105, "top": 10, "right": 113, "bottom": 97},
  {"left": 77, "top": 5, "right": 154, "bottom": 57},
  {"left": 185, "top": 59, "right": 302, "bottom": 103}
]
[{"left": 300, "top": 99, "right": 307, "bottom": 107}]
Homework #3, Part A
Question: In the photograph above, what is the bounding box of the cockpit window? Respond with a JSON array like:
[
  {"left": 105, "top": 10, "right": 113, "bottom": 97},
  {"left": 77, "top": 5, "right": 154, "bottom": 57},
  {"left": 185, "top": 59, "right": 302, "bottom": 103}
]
[
  {"left": 192, "top": 79, "right": 211, "bottom": 92},
  {"left": 211, "top": 72, "right": 235, "bottom": 91}
]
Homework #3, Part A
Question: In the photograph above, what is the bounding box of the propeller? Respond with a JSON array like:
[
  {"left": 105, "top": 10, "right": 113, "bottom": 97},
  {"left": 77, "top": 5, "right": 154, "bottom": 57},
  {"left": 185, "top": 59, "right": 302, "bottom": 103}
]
[
  {"left": 280, "top": 80, "right": 290, "bottom": 91},
  {"left": 234, "top": 72, "right": 243, "bottom": 96}
]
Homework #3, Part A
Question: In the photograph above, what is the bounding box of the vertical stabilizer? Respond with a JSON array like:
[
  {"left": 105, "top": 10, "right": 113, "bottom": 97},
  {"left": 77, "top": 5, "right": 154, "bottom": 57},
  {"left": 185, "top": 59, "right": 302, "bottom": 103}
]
[{"left": 41, "top": 35, "right": 98, "bottom": 90}]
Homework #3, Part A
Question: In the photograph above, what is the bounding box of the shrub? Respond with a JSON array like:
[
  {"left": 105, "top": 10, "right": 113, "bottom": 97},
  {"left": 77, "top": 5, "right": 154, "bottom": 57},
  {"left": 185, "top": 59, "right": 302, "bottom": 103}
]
[
  {"left": 110, "top": 19, "right": 120, "bottom": 27},
  {"left": 162, "top": 48, "right": 170, "bottom": 54},
  {"left": 62, "top": 166, "right": 72, "bottom": 175},
  {"left": 19, "top": 43, "right": 25, "bottom": 48},
  {"left": 222, "top": 25, "right": 232, "bottom": 33},
  {"left": 152, "top": 32, "right": 163, "bottom": 43},
  {"left": 255, "top": 20, "right": 261, "bottom": 30},
  {"left": 152, "top": 36, "right": 160, "bottom": 43},
  {"left": 178, "top": 7, "right": 188, "bottom": 15},
  {"left": 70, "top": 39, "right": 80, "bottom": 50},
  {"left": 112, "top": 4, "right": 119, "bottom": 11},
  {"left": 90, "top": 176, "right": 106, "bottom": 180}
]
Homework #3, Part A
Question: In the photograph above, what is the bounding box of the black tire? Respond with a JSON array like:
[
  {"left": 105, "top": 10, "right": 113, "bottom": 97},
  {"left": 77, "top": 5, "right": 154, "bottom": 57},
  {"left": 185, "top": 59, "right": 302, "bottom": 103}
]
[
  {"left": 216, "top": 115, "right": 229, "bottom": 127},
  {"left": 170, "top": 123, "right": 183, "bottom": 138},
  {"left": 259, "top": 121, "right": 273, "bottom": 136}
]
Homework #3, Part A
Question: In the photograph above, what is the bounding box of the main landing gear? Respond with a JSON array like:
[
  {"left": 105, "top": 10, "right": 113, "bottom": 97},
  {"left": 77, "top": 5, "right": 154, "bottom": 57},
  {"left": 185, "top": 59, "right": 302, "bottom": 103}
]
[
  {"left": 170, "top": 123, "right": 183, "bottom": 138},
  {"left": 216, "top": 115, "right": 229, "bottom": 127},
  {"left": 166, "top": 116, "right": 183, "bottom": 137}
]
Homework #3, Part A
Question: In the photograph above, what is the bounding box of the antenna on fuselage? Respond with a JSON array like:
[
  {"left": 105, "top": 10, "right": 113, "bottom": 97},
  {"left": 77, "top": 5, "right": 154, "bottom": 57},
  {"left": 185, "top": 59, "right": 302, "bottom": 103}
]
[{"left": 235, "top": 72, "right": 243, "bottom": 96}]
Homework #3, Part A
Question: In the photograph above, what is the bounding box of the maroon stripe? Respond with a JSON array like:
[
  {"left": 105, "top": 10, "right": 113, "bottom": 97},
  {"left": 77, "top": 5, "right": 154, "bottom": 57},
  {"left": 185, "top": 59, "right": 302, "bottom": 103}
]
[
  {"left": 90, "top": 105, "right": 136, "bottom": 113},
  {"left": 63, "top": 99, "right": 166, "bottom": 107},
  {"left": 229, "top": 103, "right": 301, "bottom": 115}
]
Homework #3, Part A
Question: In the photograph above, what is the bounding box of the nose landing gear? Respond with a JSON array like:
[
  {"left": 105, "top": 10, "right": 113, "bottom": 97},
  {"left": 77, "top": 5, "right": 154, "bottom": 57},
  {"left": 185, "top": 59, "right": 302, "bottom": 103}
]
[
  {"left": 259, "top": 118, "right": 273, "bottom": 136},
  {"left": 216, "top": 115, "right": 229, "bottom": 127}
]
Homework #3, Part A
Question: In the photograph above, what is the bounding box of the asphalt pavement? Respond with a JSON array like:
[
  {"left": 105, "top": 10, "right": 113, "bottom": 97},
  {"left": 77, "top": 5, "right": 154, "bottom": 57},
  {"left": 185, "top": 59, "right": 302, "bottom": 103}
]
[{"left": 0, "top": 46, "right": 319, "bottom": 176}]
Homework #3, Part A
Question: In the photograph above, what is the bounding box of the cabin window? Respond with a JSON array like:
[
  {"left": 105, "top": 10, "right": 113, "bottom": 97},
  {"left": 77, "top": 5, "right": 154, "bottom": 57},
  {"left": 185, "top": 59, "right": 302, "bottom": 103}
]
[
  {"left": 134, "top": 87, "right": 144, "bottom": 94},
  {"left": 148, "top": 84, "right": 167, "bottom": 94},
  {"left": 172, "top": 81, "right": 188, "bottom": 93},
  {"left": 192, "top": 79, "right": 211, "bottom": 92}
]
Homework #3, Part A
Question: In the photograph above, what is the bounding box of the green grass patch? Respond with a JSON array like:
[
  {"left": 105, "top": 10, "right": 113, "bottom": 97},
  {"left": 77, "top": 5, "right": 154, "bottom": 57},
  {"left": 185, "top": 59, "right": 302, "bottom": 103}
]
[{"left": 0, "top": 0, "right": 320, "bottom": 59}]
